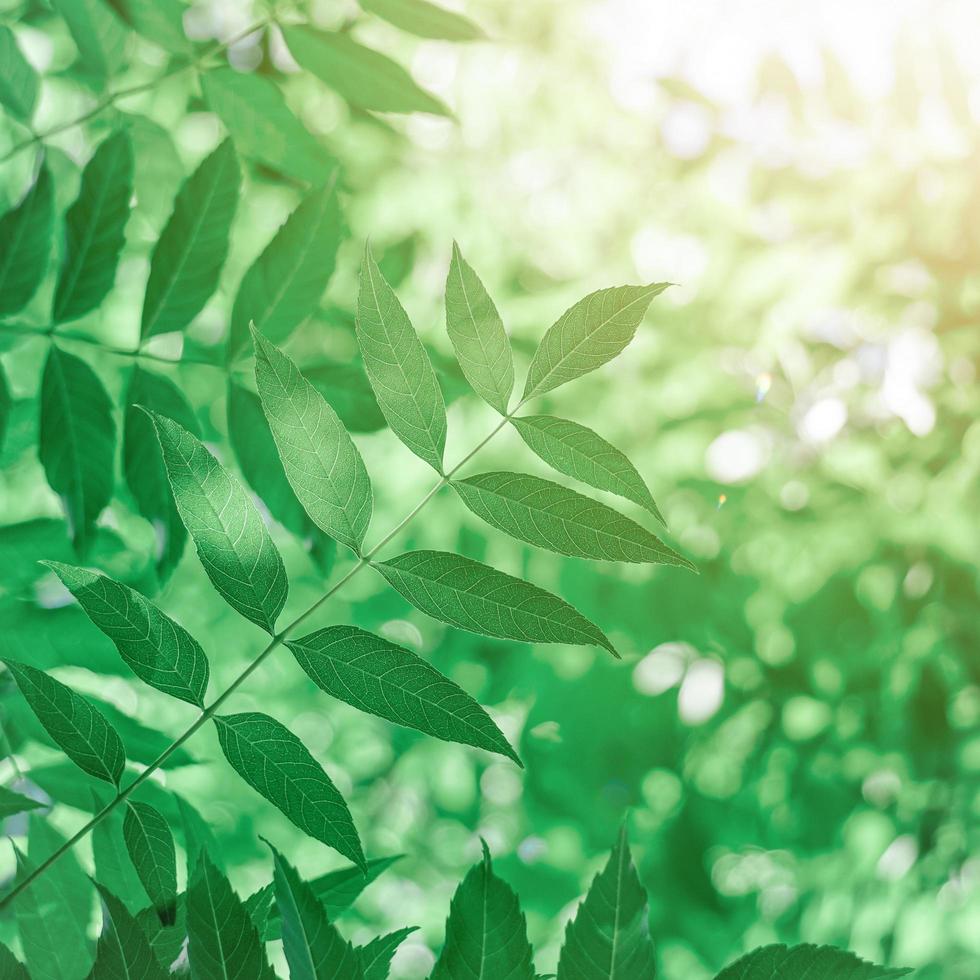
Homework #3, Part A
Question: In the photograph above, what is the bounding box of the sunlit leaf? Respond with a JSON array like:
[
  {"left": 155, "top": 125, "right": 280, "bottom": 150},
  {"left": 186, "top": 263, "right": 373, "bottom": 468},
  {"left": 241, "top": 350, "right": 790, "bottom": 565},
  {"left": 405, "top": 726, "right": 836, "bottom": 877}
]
[
  {"left": 50, "top": 0, "right": 126, "bottom": 80},
  {"left": 357, "top": 927, "right": 417, "bottom": 980},
  {"left": 0, "top": 26, "right": 38, "bottom": 122},
  {"left": 0, "top": 166, "right": 53, "bottom": 316},
  {"left": 105, "top": 0, "right": 189, "bottom": 54},
  {"left": 122, "top": 801, "right": 178, "bottom": 926},
  {"left": 713, "top": 944, "right": 913, "bottom": 980},
  {"left": 361, "top": 0, "right": 484, "bottom": 41},
  {"left": 90, "top": 883, "right": 170, "bottom": 980}
]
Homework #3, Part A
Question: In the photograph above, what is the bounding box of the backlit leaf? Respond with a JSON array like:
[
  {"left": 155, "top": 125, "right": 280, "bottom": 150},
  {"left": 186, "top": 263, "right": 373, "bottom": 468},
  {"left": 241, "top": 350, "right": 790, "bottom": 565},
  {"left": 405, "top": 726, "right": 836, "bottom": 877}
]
[
  {"left": 4, "top": 659, "right": 126, "bottom": 786},
  {"left": 0, "top": 26, "right": 38, "bottom": 122},
  {"left": 0, "top": 785, "right": 42, "bottom": 819},
  {"left": 141, "top": 138, "right": 240, "bottom": 339},
  {"left": 90, "top": 883, "right": 170, "bottom": 980},
  {"left": 452, "top": 472, "right": 693, "bottom": 567},
  {"left": 361, "top": 0, "right": 484, "bottom": 41},
  {"left": 445, "top": 243, "right": 513, "bottom": 414},
  {"left": 52, "top": 129, "right": 133, "bottom": 323},
  {"left": 357, "top": 927, "right": 417, "bottom": 980},
  {"left": 713, "top": 944, "right": 913, "bottom": 980},
  {"left": 303, "top": 360, "right": 385, "bottom": 434},
  {"left": 0, "top": 165, "right": 53, "bottom": 316},
  {"left": 148, "top": 412, "right": 288, "bottom": 634},
  {"left": 522, "top": 284, "right": 669, "bottom": 401},
  {"left": 214, "top": 712, "right": 364, "bottom": 868},
  {"left": 356, "top": 244, "right": 447, "bottom": 471},
  {"left": 123, "top": 801, "right": 178, "bottom": 926},
  {"left": 375, "top": 550, "right": 616, "bottom": 654},
  {"left": 287, "top": 625, "right": 520, "bottom": 764}
]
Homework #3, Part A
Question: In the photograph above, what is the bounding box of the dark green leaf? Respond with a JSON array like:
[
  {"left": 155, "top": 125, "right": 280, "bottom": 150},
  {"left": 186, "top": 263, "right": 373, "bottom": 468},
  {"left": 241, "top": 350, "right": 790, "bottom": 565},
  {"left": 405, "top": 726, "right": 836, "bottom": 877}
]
[
  {"left": 177, "top": 793, "right": 223, "bottom": 876},
  {"left": 361, "top": 0, "right": 484, "bottom": 41},
  {"left": 141, "top": 138, "right": 240, "bottom": 339},
  {"left": 50, "top": 0, "right": 126, "bottom": 79},
  {"left": 92, "top": 806, "right": 148, "bottom": 915},
  {"left": 287, "top": 625, "right": 520, "bottom": 764},
  {"left": 136, "top": 894, "right": 187, "bottom": 971},
  {"left": 432, "top": 843, "right": 535, "bottom": 980},
  {"left": 252, "top": 330, "right": 372, "bottom": 553},
  {"left": 0, "top": 784, "right": 42, "bottom": 819},
  {"left": 90, "top": 883, "right": 170, "bottom": 980},
  {"left": 445, "top": 243, "right": 513, "bottom": 414},
  {"left": 39, "top": 345, "right": 116, "bottom": 553},
  {"left": 123, "top": 801, "right": 178, "bottom": 926},
  {"left": 187, "top": 854, "right": 275, "bottom": 980},
  {"left": 453, "top": 472, "right": 693, "bottom": 567},
  {"left": 522, "top": 284, "right": 669, "bottom": 401},
  {"left": 357, "top": 927, "right": 417, "bottom": 980},
  {"left": 0, "top": 26, "right": 38, "bottom": 122},
  {"left": 4, "top": 659, "right": 126, "bottom": 785},
  {"left": 303, "top": 360, "right": 385, "bottom": 434},
  {"left": 356, "top": 244, "right": 447, "bottom": 471},
  {"left": 0, "top": 363, "right": 9, "bottom": 454},
  {"left": 86, "top": 697, "right": 195, "bottom": 770},
  {"left": 713, "top": 944, "right": 913, "bottom": 980},
  {"left": 228, "top": 178, "right": 344, "bottom": 358},
  {"left": 510, "top": 415, "right": 663, "bottom": 523},
  {"left": 555, "top": 827, "right": 655, "bottom": 980},
  {"left": 282, "top": 25, "right": 450, "bottom": 116},
  {"left": 53, "top": 129, "right": 133, "bottom": 322},
  {"left": 148, "top": 412, "right": 288, "bottom": 634},
  {"left": 0, "top": 942, "right": 29, "bottom": 980},
  {"left": 0, "top": 166, "right": 53, "bottom": 316},
  {"left": 214, "top": 712, "right": 364, "bottom": 868},
  {"left": 376, "top": 550, "right": 616, "bottom": 654}
]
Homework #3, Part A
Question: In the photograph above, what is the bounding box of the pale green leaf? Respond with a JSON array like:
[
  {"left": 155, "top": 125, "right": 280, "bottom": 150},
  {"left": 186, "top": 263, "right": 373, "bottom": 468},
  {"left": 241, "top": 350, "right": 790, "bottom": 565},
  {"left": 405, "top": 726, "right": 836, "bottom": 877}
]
[
  {"left": 148, "top": 412, "right": 288, "bottom": 634},
  {"left": 431, "top": 843, "right": 535, "bottom": 980},
  {"left": 452, "top": 472, "right": 694, "bottom": 567},
  {"left": 0, "top": 166, "right": 53, "bottom": 317},
  {"left": 282, "top": 25, "right": 450, "bottom": 116},
  {"left": 123, "top": 801, "right": 178, "bottom": 926},
  {"left": 228, "top": 178, "right": 344, "bottom": 358},
  {"left": 50, "top": 0, "right": 126, "bottom": 80},
  {"left": 361, "top": 0, "right": 484, "bottom": 41},
  {"left": 214, "top": 712, "right": 364, "bottom": 868},
  {"left": 92, "top": 806, "right": 148, "bottom": 915},
  {"left": 522, "top": 284, "right": 669, "bottom": 401},
  {"left": 0, "top": 785, "right": 42, "bottom": 819},
  {"left": 39, "top": 345, "right": 116, "bottom": 553},
  {"left": 510, "top": 415, "right": 663, "bottom": 523},
  {"left": 445, "top": 243, "right": 513, "bottom": 414},
  {"left": 375, "top": 550, "right": 616, "bottom": 654},
  {"left": 356, "top": 244, "right": 447, "bottom": 471},
  {"left": 202, "top": 68, "right": 334, "bottom": 185},
  {"left": 252, "top": 330, "right": 372, "bottom": 553},
  {"left": 141, "top": 138, "right": 241, "bottom": 339},
  {"left": 53, "top": 129, "right": 133, "bottom": 323},
  {"left": 0, "top": 942, "right": 29, "bottom": 980},
  {"left": 358, "top": 928, "right": 417, "bottom": 980},
  {"left": 713, "top": 944, "right": 913, "bottom": 980},
  {"left": 90, "top": 883, "right": 170, "bottom": 980},
  {"left": 555, "top": 827, "right": 655, "bottom": 980},
  {"left": 4, "top": 659, "right": 126, "bottom": 785},
  {"left": 0, "top": 26, "right": 38, "bottom": 122},
  {"left": 287, "top": 625, "right": 520, "bottom": 764},
  {"left": 105, "top": 0, "right": 189, "bottom": 54}
]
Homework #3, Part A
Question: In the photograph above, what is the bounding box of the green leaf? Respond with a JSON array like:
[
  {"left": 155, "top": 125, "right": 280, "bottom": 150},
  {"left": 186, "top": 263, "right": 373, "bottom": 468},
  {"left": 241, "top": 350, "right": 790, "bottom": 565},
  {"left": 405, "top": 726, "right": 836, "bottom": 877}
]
[
  {"left": 287, "top": 625, "right": 520, "bottom": 765},
  {"left": 282, "top": 25, "right": 450, "bottom": 116},
  {"left": 187, "top": 854, "right": 276, "bottom": 980},
  {"left": 269, "top": 844, "right": 364, "bottom": 980},
  {"left": 0, "top": 26, "right": 38, "bottom": 122},
  {"left": 376, "top": 550, "right": 616, "bottom": 654},
  {"left": 0, "top": 363, "right": 10, "bottom": 455},
  {"left": 39, "top": 345, "right": 116, "bottom": 553},
  {"left": 14, "top": 817, "right": 94, "bottom": 980},
  {"left": 0, "top": 784, "right": 42, "bottom": 819},
  {"left": 4, "top": 659, "right": 126, "bottom": 785},
  {"left": 86, "top": 697, "right": 196, "bottom": 770},
  {"left": 92, "top": 806, "right": 148, "bottom": 915},
  {"left": 141, "top": 138, "right": 241, "bottom": 339},
  {"left": 0, "top": 165, "right": 53, "bottom": 317},
  {"left": 123, "top": 366, "right": 199, "bottom": 580},
  {"left": 202, "top": 68, "right": 334, "bottom": 186},
  {"left": 445, "top": 243, "right": 513, "bottom": 414},
  {"left": 50, "top": 0, "right": 126, "bottom": 80},
  {"left": 90, "top": 883, "right": 170, "bottom": 980},
  {"left": 252, "top": 330, "right": 372, "bottom": 553},
  {"left": 52, "top": 129, "right": 133, "bottom": 323},
  {"left": 361, "top": 0, "right": 484, "bottom": 41},
  {"left": 510, "top": 415, "right": 664, "bottom": 523},
  {"left": 123, "top": 801, "right": 178, "bottom": 926},
  {"left": 522, "top": 284, "right": 669, "bottom": 401},
  {"left": 136, "top": 895, "right": 188, "bottom": 971},
  {"left": 105, "top": 0, "right": 190, "bottom": 54},
  {"left": 555, "top": 827, "right": 655, "bottom": 980},
  {"left": 0, "top": 942, "right": 29, "bottom": 980},
  {"left": 228, "top": 178, "right": 344, "bottom": 359},
  {"left": 356, "top": 244, "right": 447, "bottom": 471},
  {"left": 214, "top": 712, "right": 364, "bottom": 868},
  {"left": 713, "top": 944, "right": 913, "bottom": 980},
  {"left": 357, "top": 927, "right": 417, "bottom": 980},
  {"left": 452, "top": 472, "right": 694, "bottom": 567},
  {"left": 431, "top": 842, "right": 535, "bottom": 980},
  {"left": 148, "top": 412, "right": 288, "bottom": 634},
  {"left": 303, "top": 360, "right": 385, "bottom": 434},
  {"left": 46, "top": 562, "right": 209, "bottom": 707}
]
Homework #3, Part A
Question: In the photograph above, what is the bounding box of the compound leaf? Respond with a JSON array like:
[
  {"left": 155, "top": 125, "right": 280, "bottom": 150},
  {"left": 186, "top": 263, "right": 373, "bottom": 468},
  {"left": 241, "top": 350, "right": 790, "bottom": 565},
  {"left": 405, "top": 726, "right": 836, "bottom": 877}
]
[
  {"left": 357, "top": 927, "right": 417, "bottom": 980},
  {"left": 360, "top": 0, "right": 484, "bottom": 41},
  {"left": 713, "top": 944, "right": 913, "bottom": 980},
  {"left": 287, "top": 625, "right": 520, "bottom": 765},
  {"left": 0, "top": 26, "right": 38, "bottom": 122},
  {"left": 123, "top": 802, "right": 178, "bottom": 926},
  {"left": 0, "top": 165, "right": 53, "bottom": 317},
  {"left": 90, "top": 883, "right": 170, "bottom": 980}
]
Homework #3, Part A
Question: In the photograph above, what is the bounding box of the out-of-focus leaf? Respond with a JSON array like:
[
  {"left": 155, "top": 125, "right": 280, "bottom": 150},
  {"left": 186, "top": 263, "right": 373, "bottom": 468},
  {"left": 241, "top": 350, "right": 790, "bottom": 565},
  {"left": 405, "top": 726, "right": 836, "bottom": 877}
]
[
  {"left": 141, "top": 138, "right": 240, "bottom": 339},
  {"left": 0, "top": 785, "right": 42, "bottom": 819},
  {"left": 123, "top": 801, "right": 178, "bottom": 925},
  {"left": 357, "top": 927, "right": 417, "bottom": 980},
  {"left": 361, "top": 0, "right": 484, "bottom": 41},
  {"left": 126, "top": 113, "right": 184, "bottom": 229},
  {"left": 0, "top": 26, "right": 38, "bottom": 122},
  {"left": 50, "top": 0, "right": 126, "bottom": 80},
  {"left": 105, "top": 0, "right": 189, "bottom": 54},
  {"left": 713, "top": 944, "right": 913, "bottom": 980},
  {"left": 4, "top": 660, "right": 126, "bottom": 785},
  {"left": 39, "top": 345, "right": 116, "bottom": 553},
  {"left": 92, "top": 805, "right": 148, "bottom": 915},
  {"left": 282, "top": 25, "right": 450, "bottom": 116},
  {"left": 0, "top": 364, "right": 9, "bottom": 455},
  {"left": 431, "top": 842, "right": 535, "bottom": 980},
  {"left": 202, "top": 68, "right": 334, "bottom": 186},
  {"left": 522, "top": 284, "right": 669, "bottom": 401},
  {"left": 0, "top": 942, "right": 29, "bottom": 980},
  {"left": 214, "top": 711, "right": 365, "bottom": 868},
  {"left": 90, "top": 883, "right": 170, "bottom": 980},
  {"left": 52, "top": 129, "right": 133, "bottom": 323},
  {"left": 149, "top": 412, "right": 288, "bottom": 634},
  {"left": 287, "top": 625, "right": 521, "bottom": 764},
  {"left": 177, "top": 793, "right": 222, "bottom": 876},
  {"left": 555, "top": 827, "right": 655, "bottom": 980},
  {"left": 302, "top": 360, "right": 385, "bottom": 434},
  {"left": 452, "top": 472, "right": 693, "bottom": 566},
  {"left": 0, "top": 166, "right": 53, "bottom": 316},
  {"left": 356, "top": 244, "right": 447, "bottom": 471}
]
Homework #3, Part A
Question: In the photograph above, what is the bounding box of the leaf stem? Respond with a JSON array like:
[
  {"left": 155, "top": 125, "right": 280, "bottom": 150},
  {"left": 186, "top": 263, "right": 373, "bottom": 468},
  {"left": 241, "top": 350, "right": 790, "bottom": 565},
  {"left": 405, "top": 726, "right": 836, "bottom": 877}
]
[{"left": 0, "top": 410, "right": 512, "bottom": 911}]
